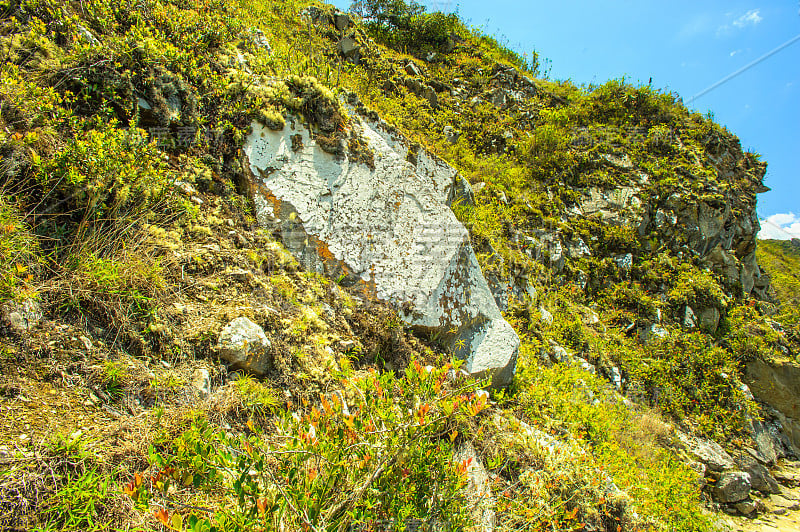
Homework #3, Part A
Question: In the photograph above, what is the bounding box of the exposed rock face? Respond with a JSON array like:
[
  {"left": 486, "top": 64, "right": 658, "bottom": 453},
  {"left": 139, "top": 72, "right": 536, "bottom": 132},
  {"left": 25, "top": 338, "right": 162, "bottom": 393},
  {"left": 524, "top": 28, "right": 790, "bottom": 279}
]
[
  {"left": 674, "top": 430, "right": 735, "bottom": 472},
  {"left": 733, "top": 452, "right": 781, "bottom": 494},
  {"left": 570, "top": 140, "right": 769, "bottom": 299},
  {"left": 243, "top": 113, "right": 519, "bottom": 386},
  {"left": 744, "top": 358, "right": 800, "bottom": 453},
  {"left": 217, "top": 317, "right": 272, "bottom": 375}
]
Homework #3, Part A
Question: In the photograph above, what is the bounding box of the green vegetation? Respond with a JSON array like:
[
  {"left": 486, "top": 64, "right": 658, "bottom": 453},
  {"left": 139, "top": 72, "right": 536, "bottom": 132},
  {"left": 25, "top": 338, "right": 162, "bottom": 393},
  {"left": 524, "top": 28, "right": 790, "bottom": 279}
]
[
  {"left": 757, "top": 239, "right": 800, "bottom": 345},
  {"left": 0, "top": 0, "right": 795, "bottom": 530}
]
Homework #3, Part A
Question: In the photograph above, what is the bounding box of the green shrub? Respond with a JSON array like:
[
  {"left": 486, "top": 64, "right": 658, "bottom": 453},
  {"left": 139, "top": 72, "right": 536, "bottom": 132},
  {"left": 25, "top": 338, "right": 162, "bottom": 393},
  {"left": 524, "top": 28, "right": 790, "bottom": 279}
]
[
  {"left": 39, "top": 124, "right": 171, "bottom": 226},
  {"left": 131, "top": 361, "right": 485, "bottom": 530},
  {"left": 0, "top": 197, "right": 40, "bottom": 301}
]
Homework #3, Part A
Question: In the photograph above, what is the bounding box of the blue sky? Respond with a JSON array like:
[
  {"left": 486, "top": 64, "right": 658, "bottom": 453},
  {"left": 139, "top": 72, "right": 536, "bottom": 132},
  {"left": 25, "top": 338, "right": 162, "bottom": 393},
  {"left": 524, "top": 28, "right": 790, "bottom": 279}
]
[{"left": 331, "top": 0, "right": 800, "bottom": 238}]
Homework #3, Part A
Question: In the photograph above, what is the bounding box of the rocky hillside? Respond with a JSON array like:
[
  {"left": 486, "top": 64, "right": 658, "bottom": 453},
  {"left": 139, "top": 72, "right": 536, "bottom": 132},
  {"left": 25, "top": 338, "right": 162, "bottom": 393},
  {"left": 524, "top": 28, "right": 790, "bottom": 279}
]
[{"left": 1, "top": 0, "right": 799, "bottom": 530}]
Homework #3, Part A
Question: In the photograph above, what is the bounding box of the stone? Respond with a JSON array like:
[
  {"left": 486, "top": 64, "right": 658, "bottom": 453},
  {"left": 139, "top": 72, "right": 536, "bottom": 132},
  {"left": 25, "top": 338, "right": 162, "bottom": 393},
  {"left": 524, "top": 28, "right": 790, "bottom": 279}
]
[
  {"left": 453, "top": 442, "right": 495, "bottom": 532},
  {"left": 546, "top": 340, "right": 570, "bottom": 364},
  {"left": 443, "top": 125, "right": 460, "bottom": 144},
  {"left": 640, "top": 323, "right": 669, "bottom": 342},
  {"left": 333, "top": 13, "right": 351, "bottom": 31},
  {"left": 615, "top": 253, "right": 633, "bottom": 271},
  {"left": 714, "top": 472, "right": 751, "bottom": 503},
  {"left": 192, "top": 369, "right": 211, "bottom": 399},
  {"left": 217, "top": 317, "right": 272, "bottom": 375},
  {"left": 609, "top": 366, "right": 623, "bottom": 390},
  {"left": 575, "top": 357, "right": 596, "bottom": 374},
  {"left": 539, "top": 306, "right": 553, "bottom": 325},
  {"left": 338, "top": 36, "right": 360, "bottom": 63},
  {"left": 747, "top": 418, "right": 786, "bottom": 465},
  {"left": 674, "top": 431, "right": 735, "bottom": 472},
  {"left": 404, "top": 61, "right": 421, "bottom": 77},
  {"left": 734, "top": 500, "right": 756, "bottom": 515},
  {"left": 244, "top": 113, "right": 519, "bottom": 387},
  {"left": 734, "top": 452, "right": 781, "bottom": 494},
  {"left": 683, "top": 306, "right": 697, "bottom": 328},
  {"left": 421, "top": 85, "right": 438, "bottom": 108},
  {"left": 1, "top": 299, "right": 42, "bottom": 333},
  {"left": 744, "top": 358, "right": 800, "bottom": 452},
  {"left": 699, "top": 307, "right": 721, "bottom": 333}
]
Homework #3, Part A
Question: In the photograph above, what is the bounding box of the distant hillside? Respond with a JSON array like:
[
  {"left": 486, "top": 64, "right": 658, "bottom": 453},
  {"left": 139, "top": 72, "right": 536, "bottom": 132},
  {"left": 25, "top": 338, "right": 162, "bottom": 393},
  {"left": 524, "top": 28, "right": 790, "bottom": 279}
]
[{"left": 757, "top": 239, "right": 800, "bottom": 337}]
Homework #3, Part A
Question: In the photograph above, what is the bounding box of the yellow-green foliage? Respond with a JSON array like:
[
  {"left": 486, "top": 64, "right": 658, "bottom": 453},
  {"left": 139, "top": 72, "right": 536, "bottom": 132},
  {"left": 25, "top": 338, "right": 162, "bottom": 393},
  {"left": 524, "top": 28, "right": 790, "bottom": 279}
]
[
  {"left": 757, "top": 239, "right": 800, "bottom": 334},
  {"left": 40, "top": 125, "right": 171, "bottom": 223},
  {"left": 508, "top": 342, "right": 713, "bottom": 531},
  {"left": 0, "top": 197, "right": 40, "bottom": 301}
]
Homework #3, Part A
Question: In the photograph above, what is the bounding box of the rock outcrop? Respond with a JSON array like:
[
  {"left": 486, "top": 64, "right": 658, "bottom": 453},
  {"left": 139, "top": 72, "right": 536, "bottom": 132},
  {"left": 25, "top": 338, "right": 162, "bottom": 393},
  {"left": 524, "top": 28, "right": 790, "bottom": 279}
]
[
  {"left": 243, "top": 111, "right": 519, "bottom": 386},
  {"left": 744, "top": 358, "right": 800, "bottom": 453}
]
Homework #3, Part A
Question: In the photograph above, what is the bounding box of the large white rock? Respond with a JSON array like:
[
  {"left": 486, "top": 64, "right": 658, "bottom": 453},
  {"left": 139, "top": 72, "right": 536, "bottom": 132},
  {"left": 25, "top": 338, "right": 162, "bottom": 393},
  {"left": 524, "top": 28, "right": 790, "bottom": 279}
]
[{"left": 243, "top": 113, "right": 519, "bottom": 386}]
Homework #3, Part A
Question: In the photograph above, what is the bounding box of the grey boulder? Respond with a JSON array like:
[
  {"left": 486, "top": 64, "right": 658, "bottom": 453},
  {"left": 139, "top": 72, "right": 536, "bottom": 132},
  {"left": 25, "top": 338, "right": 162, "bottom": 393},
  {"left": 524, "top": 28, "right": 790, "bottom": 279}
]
[{"left": 217, "top": 317, "right": 272, "bottom": 375}]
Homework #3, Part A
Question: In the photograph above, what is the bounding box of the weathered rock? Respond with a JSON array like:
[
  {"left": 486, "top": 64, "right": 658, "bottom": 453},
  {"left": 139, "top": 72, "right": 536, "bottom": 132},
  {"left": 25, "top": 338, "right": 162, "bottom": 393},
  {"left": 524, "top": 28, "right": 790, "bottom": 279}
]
[
  {"left": 453, "top": 442, "right": 496, "bottom": 531},
  {"left": 733, "top": 452, "right": 781, "bottom": 494},
  {"left": 217, "top": 317, "right": 272, "bottom": 375},
  {"left": 674, "top": 430, "right": 735, "bottom": 472},
  {"left": 639, "top": 323, "right": 669, "bottom": 342},
  {"left": 683, "top": 306, "right": 697, "bottom": 328},
  {"left": 421, "top": 85, "right": 438, "bottom": 108},
  {"left": 609, "top": 366, "right": 623, "bottom": 390},
  {"left": 714, "top": 472, "right": 751, "bottom": 503},
  {"left": 244, "top": 113, "right": 519, "bottom": 386},
  {"left": 748, "top": 418, "right": 789, "bottom": 465},
  {"left": 333, "top": 13, "right": 351, "bottom": 31},
  {"left": 443, "top": 125, "right": 460, "bottom": 144},
  {"left": 338, "top": 36, "right": 360, "bottom": 63},
  {"left": 698, "top": 306, "right": 721, "bottom": 333},
  {"left": 744, "top": 358, "right": 800, "bottom": 452},
  {"left": 733, "top": 500, "right": 756, "bottom": 515},
  {"left": 1, "top": 299, "right": 42, "bottom": 333},
  {"left": 615, "top": 253, "right": 633, "bottom": 271},
  {"left": 539, "top": 306, "right": 553, "bottom": 325},
  {"left": 404, "top": 61, "right": 421, "bottom": 77},
  {"left": 545, "top": 340, "right": 570, "bottom": 364}
]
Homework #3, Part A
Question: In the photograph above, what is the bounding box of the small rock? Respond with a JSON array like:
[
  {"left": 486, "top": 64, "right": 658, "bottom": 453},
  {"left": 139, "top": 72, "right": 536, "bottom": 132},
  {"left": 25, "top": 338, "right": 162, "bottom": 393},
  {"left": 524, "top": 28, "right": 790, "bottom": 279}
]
[
  {"left": 1, "top": 299, "right": 42, "bottom": 333},
  {"left": 404, "top": 61, "right": 421, "bottom": 77},
  {"left": 338, "top": 339, "right": 356, "bottom": 351},
  {"left": 614, "top": 253, "right": 633, "bottom": 272},
  {"left": 699, "top": 307, "right": 721, "bottom": 333},
  {"left": 734, "top": 452, "right": 781, "bottom": 494},
  {"left": 333, "top": 13, "right": 351, "bottom": 31},
  {"left": 338, "top": 36, "right": 360, "bottom": 63},
  {"left": 547, "top": 340, "right": 569, "bottom": 364},
  {"left": 734, "top": 500, "right": 756, "bottom": 515},
  {"left": 79, "top": 336, "right": 93, "bottom": 351},
  {"left": 714, "top": 472, "right": 751, "bottom": 503},
  {"left": 683, "top": 306, "right": 698, "bottom": 328},
  {"left": 217, "top": 317, "right": 272, "bottom": 375},
  {"left": 443, "top": 125, "right": 460, "bottom": 144},
  {"left": 609, "top": 366, "right": 623, "bottom": 390},
  {"left": 674, "top": 431, "right": 735, "bottom": 472},
  {"left": 539, "top": 306, "right": 553, "bottom": 325}
]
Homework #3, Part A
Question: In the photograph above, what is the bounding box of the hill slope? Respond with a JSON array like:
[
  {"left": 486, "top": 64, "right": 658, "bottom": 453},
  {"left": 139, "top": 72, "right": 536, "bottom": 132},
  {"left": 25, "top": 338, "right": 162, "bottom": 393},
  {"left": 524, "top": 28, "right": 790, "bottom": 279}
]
[{"left": 0, "top": 0, "right": 798, "bottom": 530}]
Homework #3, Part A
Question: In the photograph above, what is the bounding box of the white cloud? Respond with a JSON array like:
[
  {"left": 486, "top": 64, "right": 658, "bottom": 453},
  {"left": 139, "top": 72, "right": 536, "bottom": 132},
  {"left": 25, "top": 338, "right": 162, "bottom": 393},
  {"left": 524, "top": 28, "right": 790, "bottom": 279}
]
[
  {"left": 717, "top": 9, "right": 763, "bottom": 36},
  {"left": 758, "top": 213, "right": 800, "bottom": 240},
  {"left": 733, "top": 9, "right": 762, "bottom": 28},
  {"left": 730, "top": 49, "right": 741, "bottom": 57}
]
